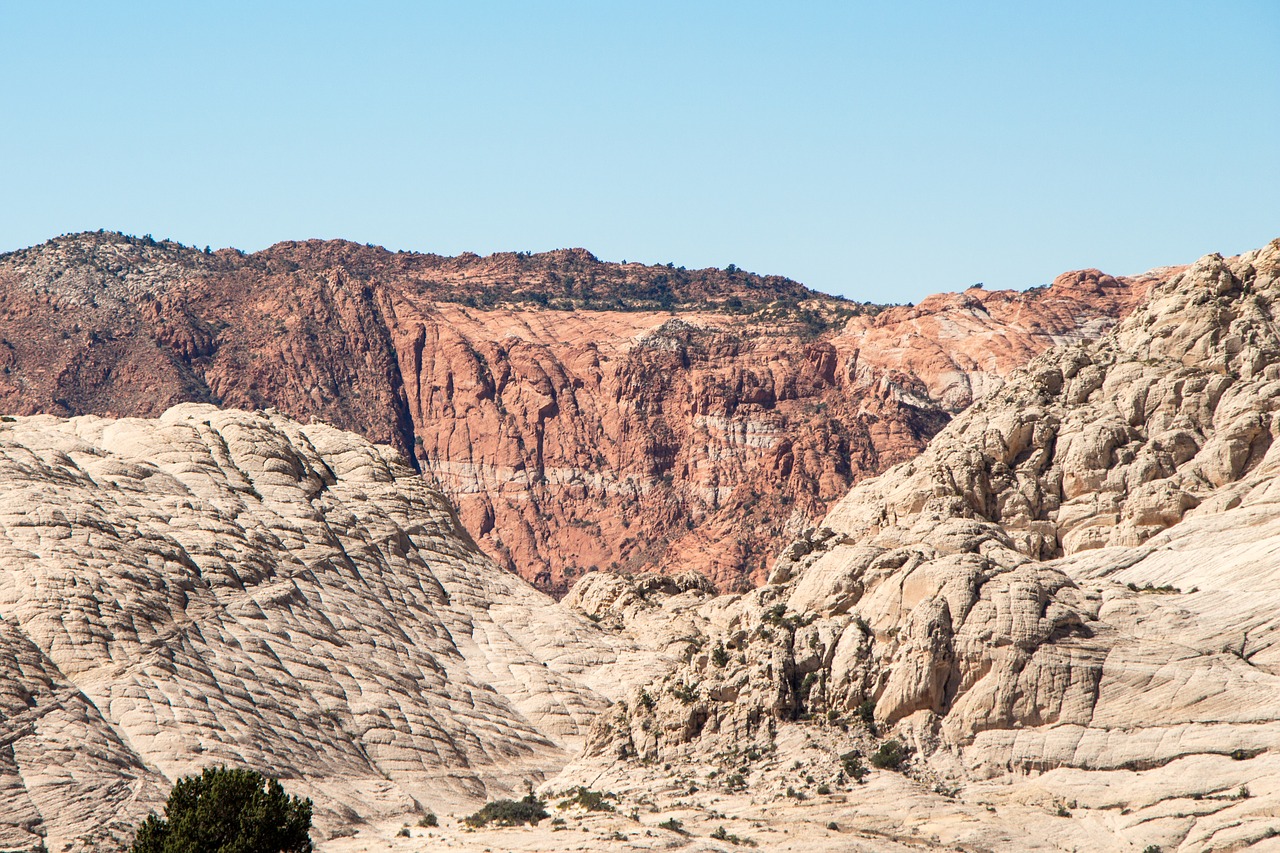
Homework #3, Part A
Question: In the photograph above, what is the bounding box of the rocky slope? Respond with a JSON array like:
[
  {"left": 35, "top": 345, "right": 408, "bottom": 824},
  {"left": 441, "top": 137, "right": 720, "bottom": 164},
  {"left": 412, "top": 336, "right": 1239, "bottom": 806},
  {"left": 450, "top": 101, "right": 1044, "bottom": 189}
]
[
  {"left": 0, "top": 404, "right": 690, "bottom": 851},
  {"left": 0, "top": 233, "right": 1158, "bottom": 593},
  {"left": 0, "top": 238, "right": 1276, "bottom": 852},
  {"left": 558, "top": 239, "right": 1280, "bottom": 851}
]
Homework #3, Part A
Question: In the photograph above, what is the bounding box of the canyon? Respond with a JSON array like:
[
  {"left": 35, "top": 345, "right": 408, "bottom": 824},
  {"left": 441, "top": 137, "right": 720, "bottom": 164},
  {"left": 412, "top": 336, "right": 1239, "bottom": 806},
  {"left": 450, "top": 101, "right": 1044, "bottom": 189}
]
[
  {"left": 0, "top": 233, "right": 1161, "bottom": 594},
  {"left": 552, "top": 237, "right": 1280, "bottom": 851},
  {"left": 4, "top": 233, "right": 1279, "bottom": 851}
]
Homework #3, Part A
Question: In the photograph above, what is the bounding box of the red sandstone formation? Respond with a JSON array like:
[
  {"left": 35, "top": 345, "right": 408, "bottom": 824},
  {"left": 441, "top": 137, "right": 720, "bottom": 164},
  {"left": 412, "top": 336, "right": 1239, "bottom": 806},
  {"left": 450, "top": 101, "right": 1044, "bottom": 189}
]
[{"left": 0, "top": 232, "right": 1163, "bottom": 592}]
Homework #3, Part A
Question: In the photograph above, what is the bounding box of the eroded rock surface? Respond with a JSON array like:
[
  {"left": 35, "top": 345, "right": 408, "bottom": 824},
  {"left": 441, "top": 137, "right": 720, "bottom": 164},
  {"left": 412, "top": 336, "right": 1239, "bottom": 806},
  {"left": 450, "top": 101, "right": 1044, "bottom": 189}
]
[
  {"left": 0, "top": 405, "right": 652, "bottom": 851},
  {"left": 0, "top": 234, "right": 1156, "bottom": 593},
  {"left": 564, "top": 239, "right": 1280, "bottom": 851}
]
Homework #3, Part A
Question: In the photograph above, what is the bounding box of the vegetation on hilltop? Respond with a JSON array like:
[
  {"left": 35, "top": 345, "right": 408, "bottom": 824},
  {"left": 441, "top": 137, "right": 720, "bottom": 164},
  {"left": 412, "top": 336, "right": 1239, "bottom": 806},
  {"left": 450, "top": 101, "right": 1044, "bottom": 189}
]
[{"left": 1, "top": 230, "right": 888, "bottom": 329}]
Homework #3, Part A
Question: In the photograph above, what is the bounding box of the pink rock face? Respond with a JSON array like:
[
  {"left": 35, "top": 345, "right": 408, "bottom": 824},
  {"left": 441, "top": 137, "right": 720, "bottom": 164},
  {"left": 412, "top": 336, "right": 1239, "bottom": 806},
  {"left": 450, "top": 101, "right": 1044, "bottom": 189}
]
[
  {"left": 843, "top": 269, "right": 1170, "bottom": 412},
  {"left": 0, "top": 233, "right": 1163, "bottom": 594}
]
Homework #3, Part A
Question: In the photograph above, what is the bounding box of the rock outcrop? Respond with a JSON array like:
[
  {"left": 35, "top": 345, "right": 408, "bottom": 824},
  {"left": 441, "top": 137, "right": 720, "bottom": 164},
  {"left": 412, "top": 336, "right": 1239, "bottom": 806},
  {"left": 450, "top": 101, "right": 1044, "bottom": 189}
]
[
  {"left": 566, "top": 239, "right": 1280, "bottom": 851},
  {"left": 2, "top": 237, "right": 1279, "bottom": 851},
  {"left": 0, "top": 405, "right": 667, "bottom": 851},
  {"left": 0, "top": 233, "right": 1157, "bottom": 593}
]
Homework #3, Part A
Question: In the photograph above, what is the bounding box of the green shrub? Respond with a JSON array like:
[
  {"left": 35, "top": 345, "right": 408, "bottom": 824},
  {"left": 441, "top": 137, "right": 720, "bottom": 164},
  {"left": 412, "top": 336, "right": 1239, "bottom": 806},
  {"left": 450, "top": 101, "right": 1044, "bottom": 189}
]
[
  {"left": 710, "top": 825, "right": 757, "bottom": 847},
  {"left": 463, "top": 795, "right": 549, "bottom": 828},
  {"left": 1127, "top": 581, "right": 1179, "bottom": 594},
  {"left": 762, "top": 604, "right": 816, "bottom": 631},
  {"left": 870, "top": 739, "right": 909, "bottom": 772},
  {"left": 711, "top": 642, "right": 730, "bottom": 667},
  {"left": 557, "top": 787, "right": 616, "bottom": 812},
  {"left": 671, "top": 682, "right": 699, "bottom": 703},
  {"left": 417, "top": 812, "right": 437, "bottom": 827},
  {"left": 840, "top": 750, "right": 868, "bottom": 783},
  {"left": 129, "top": 766, "right": 312, "bottom": 853}
]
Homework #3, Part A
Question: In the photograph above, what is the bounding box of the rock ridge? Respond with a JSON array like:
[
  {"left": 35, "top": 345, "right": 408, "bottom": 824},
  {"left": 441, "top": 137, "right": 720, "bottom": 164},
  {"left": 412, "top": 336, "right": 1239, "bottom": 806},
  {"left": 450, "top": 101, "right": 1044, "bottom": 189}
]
[
  {"left": 0, "top": 231, "right": 1159, "bottom": 593},
  {"left": 560, "top": 238, "right": 1280, "bottom": 851},
  {"left": 0, "top": 404, "right": 661, "bottom": 850}
]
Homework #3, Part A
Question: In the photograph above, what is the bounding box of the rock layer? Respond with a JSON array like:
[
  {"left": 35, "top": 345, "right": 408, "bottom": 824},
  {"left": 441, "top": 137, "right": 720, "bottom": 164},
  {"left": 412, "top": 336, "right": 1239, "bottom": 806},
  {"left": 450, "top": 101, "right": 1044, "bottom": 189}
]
[
  {"left": 0, "top": 234, "right": 1157, "bottom": 592},
  {"left": 567, "top": 239, "right": 1280, "bottom": 851},
  {"left": 0, "top": 405, "right": 648, "bottom": 851}
]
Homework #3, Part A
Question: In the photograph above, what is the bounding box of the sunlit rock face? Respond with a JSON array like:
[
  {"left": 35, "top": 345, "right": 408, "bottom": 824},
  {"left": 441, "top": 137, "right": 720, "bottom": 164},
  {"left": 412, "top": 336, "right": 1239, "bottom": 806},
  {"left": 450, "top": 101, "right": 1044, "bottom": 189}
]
[
  {"left": 566, "top": 240, "right": 1280, "bottom": 851},
  {"left": 0, "top": 404, "right": 653, "bottom": 850},
  {"left": 0, "top": 233, "right": 1156, "bottom": 594}
]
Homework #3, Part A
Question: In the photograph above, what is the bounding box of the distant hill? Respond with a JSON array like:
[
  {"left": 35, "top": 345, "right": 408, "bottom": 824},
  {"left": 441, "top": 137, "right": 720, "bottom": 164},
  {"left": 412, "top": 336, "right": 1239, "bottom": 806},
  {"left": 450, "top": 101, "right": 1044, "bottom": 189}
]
[{"left": 0, "top": 231, "right": 1156, "bottom": 593}]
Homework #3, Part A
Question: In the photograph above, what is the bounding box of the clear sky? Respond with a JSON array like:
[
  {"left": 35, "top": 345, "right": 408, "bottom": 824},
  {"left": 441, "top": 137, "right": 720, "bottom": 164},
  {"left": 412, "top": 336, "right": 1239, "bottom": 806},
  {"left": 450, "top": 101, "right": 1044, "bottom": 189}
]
[{"left": 2, "top": 1, "right": 1277, "bottom": 303}]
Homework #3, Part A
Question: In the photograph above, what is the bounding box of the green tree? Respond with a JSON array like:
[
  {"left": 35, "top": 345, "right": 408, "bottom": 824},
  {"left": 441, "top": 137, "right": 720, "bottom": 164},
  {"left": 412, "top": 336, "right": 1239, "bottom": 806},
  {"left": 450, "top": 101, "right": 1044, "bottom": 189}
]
[{"left": 130, "top": 766, "right": 312, "bottom": 853}]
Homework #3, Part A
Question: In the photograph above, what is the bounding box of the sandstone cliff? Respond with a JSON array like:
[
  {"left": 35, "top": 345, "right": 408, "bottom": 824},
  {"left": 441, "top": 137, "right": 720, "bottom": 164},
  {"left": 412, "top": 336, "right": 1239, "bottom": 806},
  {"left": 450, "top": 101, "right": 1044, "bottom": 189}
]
[
  {"left": 0, "top": 405, "right": 681, "bottom": 851},
  {"left": 0, "top": 234, "right": 1156, "bottom": 593},
  {"left": 1, "top": 239, "right": 1277, "bottom": 852},
  {"left": 562, "top": 239, "right": 1280, "bottom": 851}
]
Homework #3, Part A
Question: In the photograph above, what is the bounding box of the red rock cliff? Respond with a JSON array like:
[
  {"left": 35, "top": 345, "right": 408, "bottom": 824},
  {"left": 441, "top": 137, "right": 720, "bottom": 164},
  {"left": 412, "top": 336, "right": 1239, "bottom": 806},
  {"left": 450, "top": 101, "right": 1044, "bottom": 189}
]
[{"left": 0, "top": 233, "right": 1163, "bottom": 593}]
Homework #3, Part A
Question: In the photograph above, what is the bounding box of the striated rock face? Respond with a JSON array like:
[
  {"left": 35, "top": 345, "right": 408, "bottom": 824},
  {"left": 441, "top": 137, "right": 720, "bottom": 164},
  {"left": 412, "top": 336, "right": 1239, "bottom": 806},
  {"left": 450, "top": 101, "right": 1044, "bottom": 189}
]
[
  {"left": 3, "top": 238, "right": 1280, "bottom": 851},
  {"left": 0, "top": 404, "right": 661, "bottom": 851},
  {"left": 568, "top": 239, "right": 1280, "bottom": 850},
  {"left": 0, "top": 233, "right": 1157, "bottom": 593}
]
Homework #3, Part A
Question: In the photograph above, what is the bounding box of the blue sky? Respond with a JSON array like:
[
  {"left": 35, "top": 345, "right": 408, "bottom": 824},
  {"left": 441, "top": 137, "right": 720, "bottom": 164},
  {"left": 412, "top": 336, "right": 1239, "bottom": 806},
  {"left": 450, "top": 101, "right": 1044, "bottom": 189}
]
[{"left": 2, "top": 1, "right": 1277, "bottom": 302}]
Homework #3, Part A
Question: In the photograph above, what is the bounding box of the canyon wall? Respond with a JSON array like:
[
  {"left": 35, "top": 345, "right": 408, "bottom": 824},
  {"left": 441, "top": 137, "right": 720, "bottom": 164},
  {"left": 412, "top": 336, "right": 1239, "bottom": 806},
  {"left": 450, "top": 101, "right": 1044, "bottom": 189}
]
[
  {"left": 561, "top": 239, "right": 1280, "bottom": 851},
  {"left": 0, "top": 234, "right": 1159, "bottom": 592},
  {"left": 0, "top": 404, "right": 668, "bottom": 850}
]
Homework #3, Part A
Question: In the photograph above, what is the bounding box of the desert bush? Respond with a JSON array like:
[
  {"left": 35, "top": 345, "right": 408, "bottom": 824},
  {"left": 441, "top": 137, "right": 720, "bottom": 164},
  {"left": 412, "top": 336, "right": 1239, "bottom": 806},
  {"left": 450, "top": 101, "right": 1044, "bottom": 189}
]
[
  {"left": 658, "top": 817, "right": 687, "bottom": 834},
  {"left": 129, "top": 766, "right": 312, "bottom": 853},
  {"left": 870, "top": 739, "right": 909, "bottom": 771},
  {"left": 840, "top": 750, "right": 868, "bottom": 783},
  {"left": 463, "top": 794, "right": 548, "bottom": 828},
  {"left": 670, "top": 681, "right": 699, "bottom": 703},
  {"left": 557, "top": 786, "right": 616, "bottom": 812},
  {"left": 710, "top": 825, "right": 757, "bottom": 847}
]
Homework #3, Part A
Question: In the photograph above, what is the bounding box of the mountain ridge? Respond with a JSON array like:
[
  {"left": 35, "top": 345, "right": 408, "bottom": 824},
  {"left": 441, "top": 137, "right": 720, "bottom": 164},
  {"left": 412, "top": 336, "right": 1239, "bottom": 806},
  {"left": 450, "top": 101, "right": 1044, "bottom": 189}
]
[
  {"left": 553, "top": 238, "right": 1280, "bottom": 851},
  {"left": 0, "top": 237, "right": 1277, "bottom": 850},
  {"left": 0, "top": 231, "right": 1161, "bottom": 593}
]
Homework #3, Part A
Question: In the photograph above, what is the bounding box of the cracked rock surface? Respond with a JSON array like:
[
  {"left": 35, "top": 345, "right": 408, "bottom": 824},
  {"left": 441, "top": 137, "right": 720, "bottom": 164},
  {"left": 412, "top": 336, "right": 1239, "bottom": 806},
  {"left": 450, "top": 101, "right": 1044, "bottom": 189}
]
[
  {"left": 563, "top": 240, "right": 1280, "bottom": 851},
  {"left": 0, "top": 404, "right": 645, "bottom": 851}
]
